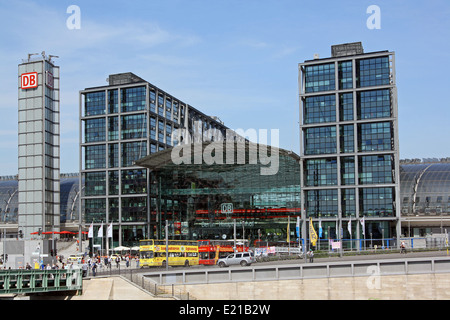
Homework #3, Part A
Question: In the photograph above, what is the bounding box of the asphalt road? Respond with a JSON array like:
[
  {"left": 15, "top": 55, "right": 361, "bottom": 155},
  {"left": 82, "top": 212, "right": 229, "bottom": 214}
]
[{"left": 106, "top": 249, "right": 450, "bottom": 276}]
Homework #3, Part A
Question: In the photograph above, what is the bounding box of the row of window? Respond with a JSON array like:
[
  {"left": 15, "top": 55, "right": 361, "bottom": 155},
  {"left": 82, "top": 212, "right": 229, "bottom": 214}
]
[
  {"left": 84, "top": 169, "right": 147, "bottom": 196},
  {"left": 84, "top": 87, "right": 186, "bottom": 126},
  {"left": 84, "top": 196, "right": 147, "bottom": 223},
  {"left": 303, "top": 56, "right": 391, "bottom": 93},
  {"left": 304, "top": 121, "right": 394, "bottom": 155},
  {"left": 84, "top": 114, "right": 178, "bottom": 145},
  {"left": 304, "top": 155, "right": 395, "bottom": 186},
  {"left": 84, "top": 141, "right": 152, "bottom": 170},
  {"left": 306, "top": 187, "right": 394, "bottom": 217},
  {"left": 303, "top": 89, "right": 392, "bottom": 125}
]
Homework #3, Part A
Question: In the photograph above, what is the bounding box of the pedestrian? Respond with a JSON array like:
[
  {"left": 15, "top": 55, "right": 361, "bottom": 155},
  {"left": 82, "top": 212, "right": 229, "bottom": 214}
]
[
  {"left": 82, "top": 262, "right": 88, "bottom": 277},
  {"left": 307, "top": 249, "right": 314, "bottom": 263},
  {"left": 92, "top": 262, "right": 97, "bottom": 277},
  {"left": 115, "top": 256, "right": 120, "bottom": 268},
  {"left": 400, "top": 241, "right": 407, "bottom": 254},
  {"left": 126, "top": 256, "right": 129, "bottom": 268}
]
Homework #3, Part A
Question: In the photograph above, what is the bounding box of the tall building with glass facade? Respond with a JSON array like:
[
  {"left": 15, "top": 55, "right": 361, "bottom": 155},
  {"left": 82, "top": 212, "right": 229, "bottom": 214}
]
[
  {"left": 18, "top": 53, "right": 60, "bottom": 239},
  {"left": 79, "top": 73, "right": 231, "bottom": 247},
  {"left": 298, "top": 42, "right": 401, "bottom": 248}
]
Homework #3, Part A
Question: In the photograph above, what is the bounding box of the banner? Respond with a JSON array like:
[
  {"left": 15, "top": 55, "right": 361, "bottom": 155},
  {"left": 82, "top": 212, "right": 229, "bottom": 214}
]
[
  {"left": 309, "top": 218, "right": 318, "bottom": 247},
  {"left": 88, "top": 223, "right": 93, "bottom": 238},
  {"left": 318, "top": 219, "right": 323, "bottom": 238},
  {"left": 98, "top": 222, "right": 103, "bottom": 238},
  {"left": 348, "top": 219, "right": 352, "bottom": 235},
  {"left": 360, "top": 217, "right": 365, "bottom": 235},
  {"left": 286, "top": 217, "right": 290, "bottom": 243},
  {"left": 296, "top": 216, "right": 300, "bottom": 238},
  {"left": 107, "top": 224, "right": 113, "bottom": 238}
]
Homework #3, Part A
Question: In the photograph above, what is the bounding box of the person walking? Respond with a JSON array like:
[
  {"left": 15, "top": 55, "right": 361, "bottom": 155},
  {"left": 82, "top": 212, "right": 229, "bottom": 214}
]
[
  {"left": 82, "top": 261, "right": 88, "bottom": 277},
  {"left": 307, "top": 249, "right": 314, "bottom": 263},
  {"left": 400, "top": 241, "right": 407, "bottom": 254}
]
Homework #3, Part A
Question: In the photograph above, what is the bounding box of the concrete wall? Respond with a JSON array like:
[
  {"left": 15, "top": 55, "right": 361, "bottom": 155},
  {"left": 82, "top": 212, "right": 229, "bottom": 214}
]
[{"left": 171, "top": 273, "right": 450, "bottom": 300}]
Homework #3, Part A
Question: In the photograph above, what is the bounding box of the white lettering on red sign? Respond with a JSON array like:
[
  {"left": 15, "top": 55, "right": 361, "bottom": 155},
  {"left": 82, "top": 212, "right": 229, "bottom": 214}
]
[{"left": 21, "top": 72, "right": 38, "bottom": 89}]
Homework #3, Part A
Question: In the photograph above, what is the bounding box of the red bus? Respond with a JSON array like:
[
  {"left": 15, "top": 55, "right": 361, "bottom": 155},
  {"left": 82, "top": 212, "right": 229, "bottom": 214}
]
[{"left": 198, "top": 239, "right": 249, "bottom": 265}]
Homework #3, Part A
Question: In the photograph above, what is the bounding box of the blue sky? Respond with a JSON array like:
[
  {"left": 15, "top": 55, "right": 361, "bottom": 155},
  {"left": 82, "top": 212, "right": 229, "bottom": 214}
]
[{"left": 0, "top": 0, "right": 449, "bottom": 175}]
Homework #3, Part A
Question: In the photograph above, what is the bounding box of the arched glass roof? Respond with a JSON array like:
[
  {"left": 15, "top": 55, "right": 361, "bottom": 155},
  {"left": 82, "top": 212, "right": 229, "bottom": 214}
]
[
  {"left": 399, "top": 163, "right": 450, "bottom": 215},
  {"left": 0, "top": 174, "right": 81, "bottom": 224}
]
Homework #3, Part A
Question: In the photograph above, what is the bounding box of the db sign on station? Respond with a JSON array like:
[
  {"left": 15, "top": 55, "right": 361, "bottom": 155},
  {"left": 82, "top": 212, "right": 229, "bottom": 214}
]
[
  {"left": 221, "top": 203, "right": 233, "bottom": 214},
  {"left": 21, "top": 72, "right": 38, "bottom": 89}
]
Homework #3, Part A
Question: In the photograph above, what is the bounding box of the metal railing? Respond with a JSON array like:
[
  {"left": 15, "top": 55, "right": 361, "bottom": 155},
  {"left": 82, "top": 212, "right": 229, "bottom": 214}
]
[
  {"left": 0, "top": 269, "right": 82, "bottom": 295},
  {"left": 144, "top": 256, "right": 450, "bottom": 286}
]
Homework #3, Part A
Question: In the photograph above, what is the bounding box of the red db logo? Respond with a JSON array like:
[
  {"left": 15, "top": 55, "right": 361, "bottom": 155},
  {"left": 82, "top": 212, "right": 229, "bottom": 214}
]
[{"left": 21, "top": 72, "right": 38, "bottom": 89}]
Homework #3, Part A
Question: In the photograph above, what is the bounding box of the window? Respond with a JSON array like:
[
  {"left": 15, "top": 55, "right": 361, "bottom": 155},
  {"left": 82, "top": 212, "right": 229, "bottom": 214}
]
[
  {"left": 121, "top": 197, "right": 147, "bottom": 222},
  {"left": 338, "top": 61, "right": 353, "bottom": 90},
  {"left": 109, "top": 171, "right": 119, "bottom": 195},
  {"left": 122, "top": 169, "right": 147, "bottom": 194},
  {"left": 304, "top": 94, "right": 336, "bottom": 124},
  {"left": 358, "top": 122, "right": 393, "bottom": 152},
  {"left": 358, "top": 89, "right": 391, "bottom": 120},
  {"left": 85, "top": 145, "right": 106, "bottom": 169},
  {"left": 85, "top": 118, "right": 105, "bottom": 143},
  {"left": 85, "top": 92, "right": 105, "bottom": 116},
  {"left": 122, "top": 141, "right": 147, "bottom": 167},
  {"left": 306, "top": 189, "right": 338, "bottom": 217},
  {"left": 341, "top": 157, "right": 355, "bottom": 185},
  {"left": 304, "top": 126, "right": 336, "bottom": 155},
  {"left": 108, "top": 144, "right": 119, "bottom": 168},
  {"left": 358, "top": 155, "right": 394, "bottom": 184},
  {"left": 359, "top": 187, "right": 394, "bottom": 217},
  {"left": 340, "top": 125, "right": 354, "bottom": 153},
  {"left": 342, "top": 188, "right": 356, "bottom": 217},
  {"left": 84, "top": 198, "right": 106, "bottom": 223},
  {"left": 304, "top": 158, "right": 337, "bottom": 186},
  {"left": 108, "top": 116, "right": 119, "bottom": 141},
  {"left": 304, "top": 63, "right": 335, "bottom": 93},
  {"left": 339, "top": 93, "right": 353, "bottom": 121},
  {"left": 356, "top": 56, "right": 390, "bottom": 88},
  {"left": 121, "top": 86, "right": 146, "bottom": 112},
  {"left": 121, "top": 114, "right": 147, "bottom": 140},
  {"left": 149, "top": 90, "right": 156, "bottom": 113},
  {"left": 108, "top": 90, "right": 118, "bottom": 114},
  {"left": 85, "top": 172, "right": 106, "bottom": 196}
]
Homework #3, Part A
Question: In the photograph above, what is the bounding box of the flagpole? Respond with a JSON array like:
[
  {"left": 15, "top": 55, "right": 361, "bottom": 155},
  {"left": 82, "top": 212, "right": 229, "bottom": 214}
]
[
  {"left": 287, "top": 216, "right": 290, "bottom": 255},
  {"left": 106, "top": 223, "right": 110, "bottom": 257},
  {"left": 348, "top": 219, "right": 352, "bottom": 252}
]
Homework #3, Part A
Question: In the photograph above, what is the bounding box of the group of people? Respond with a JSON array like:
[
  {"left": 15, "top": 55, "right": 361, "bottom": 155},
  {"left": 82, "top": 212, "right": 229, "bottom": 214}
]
[{"left": 80, "top": 255, "right": 139, "bottom": 277}]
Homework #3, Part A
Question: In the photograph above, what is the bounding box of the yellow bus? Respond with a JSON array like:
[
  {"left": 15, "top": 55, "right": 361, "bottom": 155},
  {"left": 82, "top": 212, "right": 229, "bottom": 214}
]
[{"left": 139, "top": 239, "right": 199, "bottom": 267}]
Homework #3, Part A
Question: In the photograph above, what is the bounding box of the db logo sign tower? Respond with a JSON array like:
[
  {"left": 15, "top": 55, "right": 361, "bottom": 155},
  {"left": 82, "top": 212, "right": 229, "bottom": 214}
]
[{"left": 17, "top": 52, "right": 61, "bottom": 245}]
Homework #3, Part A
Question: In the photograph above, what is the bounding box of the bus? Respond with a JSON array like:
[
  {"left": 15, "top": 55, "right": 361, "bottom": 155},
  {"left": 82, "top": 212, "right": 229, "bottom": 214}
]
[
  {"left": 139, "top": 239, "right": 199, "bottom": 267},
  {"left": 198, "top": 239, "right": 249, "bottom": 265}
]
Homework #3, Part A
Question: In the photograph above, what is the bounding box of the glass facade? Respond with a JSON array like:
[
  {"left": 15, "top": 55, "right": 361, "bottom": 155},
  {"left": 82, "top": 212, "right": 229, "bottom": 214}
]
[
  {"left": 304, "top": 63, "right": 335, "bottom": 93},
  {"left": 356, "top": 56, "right": 391, "bottom": 88},
  {"left": 304, "top": 94, "right": 336, "bottom": 124},
  {"left": 299, "top": 45, "right": 400, "bottom": 245},
  {"left": 138, "top": 142, "right": 300, "bottom": 242},
  {"left": 80, "top": 73, "right": 231, "bottom": 247}
]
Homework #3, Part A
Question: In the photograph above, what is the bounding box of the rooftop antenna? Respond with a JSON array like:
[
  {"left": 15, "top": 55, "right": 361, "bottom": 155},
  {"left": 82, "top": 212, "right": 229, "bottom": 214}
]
[
  {"left": 27, "top": 53, "right": 39, "bottom": 62},
  {"left": 48, "top": 55, "right": 59, "bottom": 64}
]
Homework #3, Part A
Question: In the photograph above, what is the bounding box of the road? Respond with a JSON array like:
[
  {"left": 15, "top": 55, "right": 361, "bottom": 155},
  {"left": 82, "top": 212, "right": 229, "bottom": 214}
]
[{"left": 87, "top": 249, "right": 450, "bottom": 277}]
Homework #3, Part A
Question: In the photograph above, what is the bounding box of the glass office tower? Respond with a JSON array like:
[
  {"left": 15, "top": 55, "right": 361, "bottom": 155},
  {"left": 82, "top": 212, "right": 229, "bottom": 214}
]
[
  {"left": 298, "top": 43, "right": 401, "bottom": 249},
  {"left": 79, "top": 73, "right": 230, "bottom": 247},
  {"left": 18, "top": 53, "right": 61, "bottom": 239}
]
